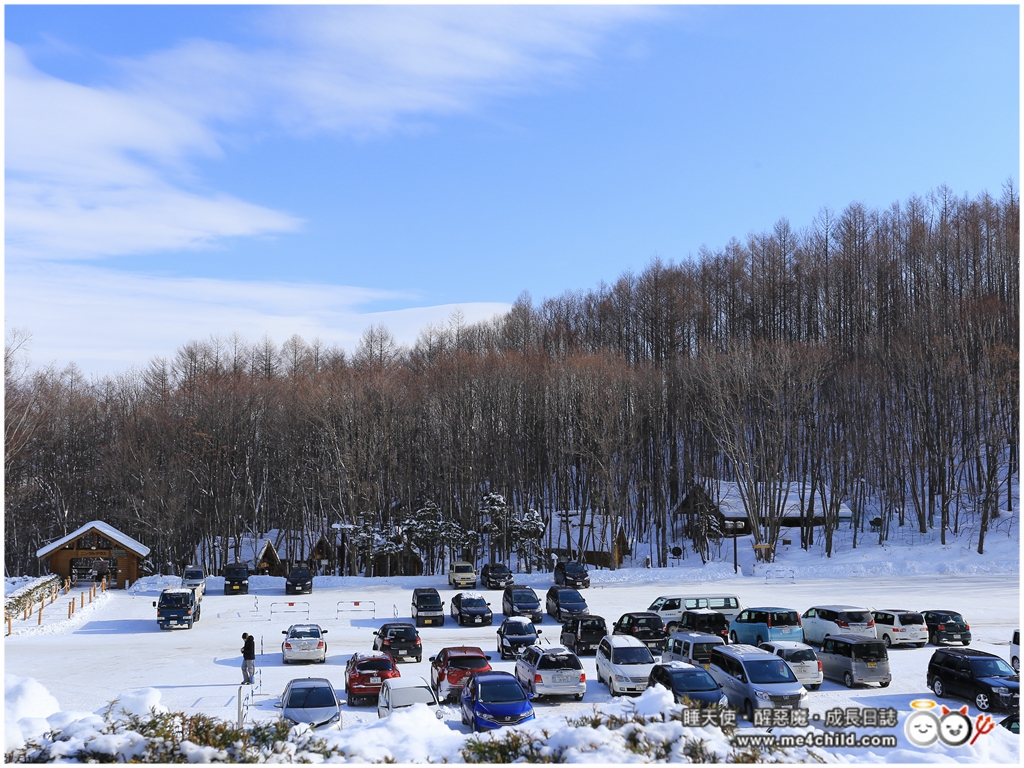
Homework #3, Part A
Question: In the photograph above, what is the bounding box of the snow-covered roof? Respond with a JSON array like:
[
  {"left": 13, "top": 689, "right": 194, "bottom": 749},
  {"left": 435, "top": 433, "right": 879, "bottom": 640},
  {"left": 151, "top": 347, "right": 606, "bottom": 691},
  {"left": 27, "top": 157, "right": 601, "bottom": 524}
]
[{"left": 37, "top": 521, "right": 150, "bottom": 559}]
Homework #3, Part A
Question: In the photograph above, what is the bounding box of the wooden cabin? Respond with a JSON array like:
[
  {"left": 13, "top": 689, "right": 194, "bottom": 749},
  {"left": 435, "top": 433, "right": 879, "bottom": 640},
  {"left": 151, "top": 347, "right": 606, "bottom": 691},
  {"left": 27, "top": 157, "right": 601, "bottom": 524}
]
[{"left": 36, "top": 521, "right": 149, "bottom": 589}]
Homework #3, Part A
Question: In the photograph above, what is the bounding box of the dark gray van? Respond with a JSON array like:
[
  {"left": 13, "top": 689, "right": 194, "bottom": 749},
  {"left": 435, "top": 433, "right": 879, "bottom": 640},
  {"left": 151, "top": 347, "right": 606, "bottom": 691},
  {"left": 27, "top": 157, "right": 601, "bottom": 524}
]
[{"left": 818, "top": 634, "right": 891, "bottom": 688}]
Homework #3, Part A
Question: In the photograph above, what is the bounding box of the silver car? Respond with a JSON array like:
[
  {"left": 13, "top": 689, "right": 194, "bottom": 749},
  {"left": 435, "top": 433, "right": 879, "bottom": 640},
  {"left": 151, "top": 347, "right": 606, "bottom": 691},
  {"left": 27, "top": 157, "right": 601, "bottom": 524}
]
[
  {"left": 818, "top": 634, "right": 892, "bottom": 688},
  {"left": 275, "top": 677, "right": 341, "bottom": 729},
  {"left": 281, "top": 624, "right": 328, "bottom": 664},
  {"left": 514, "top": 644, "right": 586, "bottom": 700},
  {"left": 708, "top": 644, "right": 808, "bottom": 721},
  {"left": 377, "top": 675, "right": 444, "bottom": 719},
  {"left": 759, "top": 640, "right": 823, "bottom": 690}
]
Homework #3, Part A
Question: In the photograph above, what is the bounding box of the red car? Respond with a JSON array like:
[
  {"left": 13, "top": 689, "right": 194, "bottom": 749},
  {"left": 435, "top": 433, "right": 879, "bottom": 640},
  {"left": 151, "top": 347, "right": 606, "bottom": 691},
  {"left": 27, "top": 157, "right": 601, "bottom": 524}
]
[
  {"left": 429, "top": 646, "right": 492, "bottom": 701},
  {"left": 344, "top": 651, "right": 400, "bottom": 706}
]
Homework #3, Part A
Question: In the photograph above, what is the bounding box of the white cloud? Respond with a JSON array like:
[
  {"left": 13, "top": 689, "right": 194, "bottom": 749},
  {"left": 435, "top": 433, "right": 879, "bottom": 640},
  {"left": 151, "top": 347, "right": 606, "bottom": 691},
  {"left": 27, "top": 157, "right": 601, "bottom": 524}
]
[{"left": 5, "top": 262, "right": 510, "bottom": 376}]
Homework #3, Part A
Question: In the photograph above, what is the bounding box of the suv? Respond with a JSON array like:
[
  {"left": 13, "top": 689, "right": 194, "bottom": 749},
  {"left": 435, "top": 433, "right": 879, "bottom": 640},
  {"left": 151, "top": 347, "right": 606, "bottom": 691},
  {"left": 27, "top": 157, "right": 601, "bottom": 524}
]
[
  {"left": 595, "top": 635, "right": 657, "bottom": 696},
  {"left": 801, "top": 605, "right": 873, "bottom": 644},
  {"left": 553, "top": 561, "right": 591, "bottom": 588},
  {"left": 153, "top": 587, "right": 201, "bottom": 630},
  {"left": 285, "top": 566, "right": 313, "bottom": 595},
  {"left": 928, "top": 647, "right": 1020, "bottom": 712},
  {"left": 373, "top": 622, "right": 422, "bottom": 663},
  {"left": 545, "top": 586, "right": 589, "bottom": 622},
  {"left": 514, "top": 644, "right": 586, "bottom": 700},
  {"left": 708, "top": 644, "right": 807, "bottom": 721},
  {"left": 612, "top": 612, "right": 669, "bottom": 652},
  {"left": 181, "top": 566, "right": 206, "bottom": 598},
  {"left": 560, "top": 615, "right": 608, "bottom": 655},
  {"left": 871, "top": 609, "right": 927, "bottom": 648},
  {"left": 678, "top": 609, "right": 730, "bottom": 643},
  {"left": 480, "top": 563, "right": 514, "bottom": 590},
  {"left": 923, "top": 610, "right": 972, "bottom": 646},
  {"left": 449, "top": 562, "right": 477, "bottom": 589},
  {"left": 412, "top": 588, "right": 445, "bottom": 627},
  {"left": 502, "top": 585, "right": 543, "bottom": 623},
  {"left": 344, "top": 651, "right": 400, "bottom": 706},
  {"left": 223, "top": 563, "right": 250, "bottom": 595},
  {"left": 430, "top": 646, "right": 491, "bottom": 701}
]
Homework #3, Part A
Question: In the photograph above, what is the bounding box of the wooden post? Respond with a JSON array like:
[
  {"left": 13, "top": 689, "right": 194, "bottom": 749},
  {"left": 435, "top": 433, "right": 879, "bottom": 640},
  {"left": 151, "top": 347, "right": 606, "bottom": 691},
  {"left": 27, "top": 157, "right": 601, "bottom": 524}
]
[
  {"left": 38, "top": 604, "right": 43, "bottom": 625},
  {"left": 68, "top": 601, "right": 73, "bottom": 619},
  {"left": 80, "top": 592, "right": 85, "bottom": 609},
  {"left": 88, "top": 589, "right": 93, "bottom": 604},
  {"left": 7, "top": 614, "right": 12, "bottom": 635}
]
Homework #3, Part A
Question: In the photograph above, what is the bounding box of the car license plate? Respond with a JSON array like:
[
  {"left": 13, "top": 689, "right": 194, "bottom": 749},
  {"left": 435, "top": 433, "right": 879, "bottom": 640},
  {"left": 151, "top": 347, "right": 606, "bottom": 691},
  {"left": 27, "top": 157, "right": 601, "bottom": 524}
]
[
  {"left": 370, "top": 677, "right": 381, "bottom": 684},
  {"left": 867, "top": 662, "right": 876, "bottom": 668},
  {"left": 781, "top": 628, "right": 791, "bottom": 633},
  {"left": 475, "top": 617, "right": 482, "bottom": 623},
  {"left": 553, "top": 675, "right": 571, "bottom": 683},
  {"left": 170, "top": 620, "right": 178, "bottom": 624},
  {"left": 398, "top": 649, "right": 407, "bottom": 655},
  {"left": 952, "top": 634, "right": 961, "bottom": 639},
  {"left": 232, "top": 585, "right": 239, "bottom": 590}
]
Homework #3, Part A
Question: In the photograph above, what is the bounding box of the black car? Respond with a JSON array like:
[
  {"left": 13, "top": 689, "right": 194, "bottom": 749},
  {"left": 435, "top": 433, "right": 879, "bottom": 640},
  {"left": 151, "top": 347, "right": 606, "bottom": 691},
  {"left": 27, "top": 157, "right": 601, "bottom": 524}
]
[
  {"left": 451, "top": 593, "right": 494, "bottom": 626},
  {"left": 554, "top": 561, "right": 591, "bottom": 589},
  {"left": 560, "top": 615, "right": 608, "bottom": 655},
  {"left": 502, "top": 586, "right": 543, "bottom": 623},
  {"left": 285, "top": 567, "right": 313, "bottom": 595},
  {"left": 545, "top": 586, "right": 590, "bottom": 622},
  {"left": 481, "top": 563, "right": 514, "bottom": 590},
  {"left": 496, "top": 617, "right": 542, "bottom": 659},
  {"left": 927, "top": 647, "right": 1020, "bottom": 712},
  {"left": 923, "top": 610, "right": 972, "bottom": 646},
  {"left": 373, "top": 622, "right": 422, "bottom": 663},
  {"left": 412, "top": 588, "right": 445, "bottom": 627},
  {"left": 223, "top": 563, "right": 249, "bottom": 595},
  {"left": 648, "top": 662, "right": 728, "bottom": 708},
  {"left": 613, "top": 612, "right": 669, "bottom": 652},
  {"left": 678, "top": 609, "right": 730, "bottom": 643}
]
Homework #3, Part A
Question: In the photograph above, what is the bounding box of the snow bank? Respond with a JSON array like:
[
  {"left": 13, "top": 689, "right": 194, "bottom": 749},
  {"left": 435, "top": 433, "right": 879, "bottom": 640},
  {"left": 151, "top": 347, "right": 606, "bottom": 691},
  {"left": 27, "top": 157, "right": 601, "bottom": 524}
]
[{"left": 4, "top": 674, "right": 61, "bottom": 752}]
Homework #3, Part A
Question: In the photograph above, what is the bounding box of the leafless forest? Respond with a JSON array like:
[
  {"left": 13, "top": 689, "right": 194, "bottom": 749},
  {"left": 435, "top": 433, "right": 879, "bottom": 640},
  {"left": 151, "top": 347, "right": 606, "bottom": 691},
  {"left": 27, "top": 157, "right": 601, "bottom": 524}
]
[{"left": 5, "top": 184, "right": 1018, "bottom": 577}]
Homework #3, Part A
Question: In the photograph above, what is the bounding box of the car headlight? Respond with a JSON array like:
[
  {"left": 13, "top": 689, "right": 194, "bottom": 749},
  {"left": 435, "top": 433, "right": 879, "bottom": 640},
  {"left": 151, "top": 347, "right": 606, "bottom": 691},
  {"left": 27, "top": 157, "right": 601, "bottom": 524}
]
[
  {"left": 614, "top": 675, "right": 630, "bottom": 683},
  {"left": 477, "top": 711, "right": 500, "bottom": 722},
  {"left": 242, "top": 579, "right": 249, "bottom": 585},
  {"left": 755, "top": 690, "right": 772, "bottom": 701},
  {"left": 993, "top": 687, "right": 1010, "bottom": 695},
  {"left": 719, "top": 694, "right": 730, "bottom": 707}
]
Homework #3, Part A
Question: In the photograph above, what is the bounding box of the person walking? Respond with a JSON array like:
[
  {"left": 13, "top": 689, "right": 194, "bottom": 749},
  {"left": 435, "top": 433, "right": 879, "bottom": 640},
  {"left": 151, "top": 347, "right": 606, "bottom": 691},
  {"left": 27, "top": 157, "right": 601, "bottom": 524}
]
[{"left": 241, "top": 632, "right": 256, "bottom": 684}]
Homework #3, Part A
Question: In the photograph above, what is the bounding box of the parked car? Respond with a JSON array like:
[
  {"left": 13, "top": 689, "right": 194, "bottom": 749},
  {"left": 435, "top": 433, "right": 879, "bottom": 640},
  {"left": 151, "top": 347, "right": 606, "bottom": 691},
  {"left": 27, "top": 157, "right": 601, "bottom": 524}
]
[
  {"left": 450, "top": 592, "right": 493, "bottom": 626},
  {"left": 612, "top": 612, "right": 669, "bottom": 652},
  {"left": 708, "top": 644, "right": 807, "bottom": 721},
  {"left": 678, "top": 609, "right": 730, "bottom": 643},
  {"left": 448, "top": 562, "right": 477, "bottom": 589},
  {"left": 545, "top": 586, "right": 590, "bottom": 622},
  {"left": 553, "top": 561, "right": 591, "bottom": 588},
  {"left": 430, "top": 646, "right": 492, "bottom": 701},
  {"left": 496, "top": 617, "right": 542, "bottom": 659},
  {"left": 412, "top": 587, "right": 445, "bottom": 627},
  {"left": 800, "top": 605, "right": 873, "bottom": 645},
  {"left": 344, "top": 651, "right": 400, "bottom": 706},
  {"left": 927, "top": 647, "right": 1020, "bottom": 712},
  {"left": 648, "top": 594, "right": 743, "bottom": 631},
  {"left": 275, "top": 677, "right": 341, "bottom": 729},
  {"left": 729, "top": 607, "right": 803, "bottom": 645},
  {"left": 285, "top": 566, "right": 313, "bottom": 595},
  {"left": 818, "top": 635, "right": 891, "bottom": 688},
  {"left": 281, "top": 623, "right": 328, "bottom": 664},
  {"left": 460, "top": 671, "right": 535, "bottom": 733},
  {"left": 373, "top": 622, "right": 422, "bottom": 663},
  {"left": 999, "top": 712, "right": 1019, "bottom": 734},
  {"left": 480, "top": 562, "right": 514, "bottom": 590},
  {"left": 181, "top": 566, "right": 206, "bottom": 598},
  {"left": 663, "top": 631, "right": 725, "bottom": 669},
  {"left": 871, "top": 609, "right": 928, "bottom": 648},
  {"left": 377, "top": 675, "right": 443, "bottom": 719},
  {"left": 560, "top": 615, "right": 608, "bottom": 655},
  {"left": 514, "top": 644, "right": 586, "bottom": 700},
  {"left": 223, "top": 563, "right": 249, "bottom": 595},
  {"left": 648, "top": 661, "right": 729, "bottom": 708},
  {"left": 502, "top": 586, "right": 543, "bottom": 623},
  {"left": 759, "top": 640, "right": 823, "bottom": 690},
  {"left": 595, "top": 635, "right": 657, "bottom": 696},
  {"left": 922, "top": 610, "right": 972, "bottom": 646},
  {"left": 1011, "top": 630, "right": 1020, "bottom": 673}
]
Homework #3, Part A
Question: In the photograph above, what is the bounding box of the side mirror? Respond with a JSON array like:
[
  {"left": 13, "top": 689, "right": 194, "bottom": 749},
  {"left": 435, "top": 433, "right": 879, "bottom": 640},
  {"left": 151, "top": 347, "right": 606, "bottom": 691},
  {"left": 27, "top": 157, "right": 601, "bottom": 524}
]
[
  {"left": 485, "top": 655, "right": 492, "bottom": 660},
  {"left": 152, "top": 601, "right": 156, "bottom": 607},
  {"left": 435, "top": 710, "right": 444, "bottom": 720},
  {"left": 536, "top": 629, "right": 543, "bottom": 635},
  {"left": 322, "top": 629, "right": 328, "bottom": 634},
  {"left": 429, "top": 656, "right": 436, "bottom": 663},
  {"left": 274, "top": 702, "right": 283, "bottom": 708},
  {"left": 282, "top": 630, "right": 288, "bottom": 635}
]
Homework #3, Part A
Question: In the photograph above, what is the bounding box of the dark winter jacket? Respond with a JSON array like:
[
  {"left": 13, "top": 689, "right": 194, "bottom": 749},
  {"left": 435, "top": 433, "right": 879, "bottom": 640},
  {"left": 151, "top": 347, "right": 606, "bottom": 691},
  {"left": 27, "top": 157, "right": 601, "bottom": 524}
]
[{"left": 243, "top": 635, "right": 256, "bottom": 660}]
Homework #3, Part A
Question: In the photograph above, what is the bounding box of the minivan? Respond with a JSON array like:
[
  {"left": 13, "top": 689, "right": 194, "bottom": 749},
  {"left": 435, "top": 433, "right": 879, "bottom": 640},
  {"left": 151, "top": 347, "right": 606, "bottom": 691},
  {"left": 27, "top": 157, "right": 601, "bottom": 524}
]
[
  {"left": 663, "top": 631, "right": 725, "bottom": 669},
  {"left": 871, "top": 609, "right": 927, "bottom": 648},
  {"left": 801, "top": 605, "right": 874, "bottom": 644},
  {"left": 818, "top": 634, "right": 891, "bottom": 688},
  {"left": 648, "top": 594, "right": 743, "bottom": 630},
  {"left": 223, "top": 563, "right": 249, "bottom": 595},
  {"left": 708, "top": 644, "right": 807, "bottom": 721},
  {"left": 729, "top": 607, "right": 803, "bottom": 645}
]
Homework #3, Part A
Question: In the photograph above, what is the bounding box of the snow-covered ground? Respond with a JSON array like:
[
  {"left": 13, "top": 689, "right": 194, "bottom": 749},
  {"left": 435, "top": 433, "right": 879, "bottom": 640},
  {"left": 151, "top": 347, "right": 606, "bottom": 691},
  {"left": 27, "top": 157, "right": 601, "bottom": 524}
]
[{"left": 5, "top": 522, "right": 1020, "bottom": 762}]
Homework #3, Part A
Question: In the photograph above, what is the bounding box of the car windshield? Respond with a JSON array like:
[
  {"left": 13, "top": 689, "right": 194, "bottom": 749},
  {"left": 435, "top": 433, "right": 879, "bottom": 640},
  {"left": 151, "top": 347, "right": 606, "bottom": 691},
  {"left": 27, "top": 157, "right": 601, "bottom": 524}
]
[
  {"left": 971, "top": 658, "right": 1016, "bottom": 677},
  {"left": 564, "top": 563, "right": 586, "bottom": 574},
  {"left": 708, "top": 597, "right": 739, "bottom": 610},
  {"left": 581, "top": 618, "right": 607, "bottom": 632},
  {"left": 941, "top": 613, "right": 966, "bottom": 624},
  {"left": 898, "top": 613, "right": 924, "bottom": 625},
  {"left": 771, "top": 612, "right": 800, "bottom": 626},
  {"left": 648, "top": 597, "right": 667, "bottom": 611},
  {"left": 287, "top": 686, "right": 336, "bottom": 708},
  {"left": 841, "top": 611, "right": 870, "bottom": 623},
  {"left": 783, "top": 649, "right": 817, "bottom": 664},
  {"left": 454, "top": 565, "right": 473, "bottom": 573},
  {"left": 612, "top": 647, "right": 655, "bottom": 665},
  {"left": 558, "top": 590, "right": 584, "bottom": 602},
  {"left": 357, "top": 659, "right": 393, "bottom": 672},
  {"left": 513, "top": 591, "right": 537, "bottom": 604},
  {"left": 690, "top": 643, "right": 718, "bottom": 663},
  {"left": 851, "top": 643, "right": 887, "bottom": 662},
  {"left": 634, "top": 616, "right": 664, "bottom": 631},
  {"left": 538, "top": 654, "right": 583, "bottom": 671},
  {"left": 290, "top": 627, "right": 321, "bottom": 639},
  {"left": 667, "top": 669, "right": 719, "bottom": 691},
  {"left": 183, "top": 570, "right": 203, "bottom": 580},
  {"left": 463, "top": 597, "right": 488, "bottom": 609},
  {"left": 417, "top": 593, "right": 441, "bottom": 608},
  {"left": 450, "top": 656, "right": 489, "bottom": 670},
  {"left": 225, "top": 567, "right": 247, "bottom": 578},
  {"left": 289, "top": 570, "right": 311, "bottom": 580},
  {"left": 479, "top": 680, "right": 526, "bottom": 703},
  {"left": 505, "top": 621, "right": 536, "bottom": 636},
  {"left": 387, "top": 627, "right": 417, "bottom": 640},
  {"left": 391, "top": 687, "right": 437, "bottom": 708},
  {"left": 489, "top": 564, "right": 510, "bottom": 575},
  {"left": 159, "top": 594, "right": 188, "bottom": 607},
  {"left": 746, "top": 659, "right": 798, "bottom": 684}
]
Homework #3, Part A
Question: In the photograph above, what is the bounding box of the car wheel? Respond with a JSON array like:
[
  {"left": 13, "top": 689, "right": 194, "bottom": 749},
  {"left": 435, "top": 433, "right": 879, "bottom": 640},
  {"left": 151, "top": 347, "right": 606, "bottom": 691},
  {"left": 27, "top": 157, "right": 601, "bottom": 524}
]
[
  {"left": 844, "top": 672, "right": 854, "bottom": 689},
  {"left": 347, "top": 694, "right": 355, "bottom": 707},
  {"left": 609, "top": 680, "right": 619, "bottom": 697},
  {"left": 809, "top": 684, "right": 820, "bottom": 691},
  {"left": 666, "top": 623, "right": 678, "bottom": 634},
  {"left": 962, "top": 640, "right": 970, "bottom": 646},
  {"left": 883, "top": 635, "right": 891, "bottom": 648},
  {"left": 929, "top": 631, "right": 938, "bottom": 645},
  {"left": 283, "top": 657, "right": 289, "bottom": 665},
  {"left": 187, "top": 619, "right": 194, "bottom": 629},
  {"left": 975, "top": 691, "right": 991, "bottom": 711},
  {"left": 916, "top": 642, "right": 926, "bottom": 649},
  {"left": 755, "top": 635, "right": 763, "bottom": 646},
  {"left": 575, "top": 693, "right": 584, "bottom": 701},
  {"left": 729, "top": 631, "right": 738, "bottom": 643},
  {"left": 879, "top": 680, "right": 890, "bottom": 688},
  {"left": 932, "top": 678, "right": 945, "bottom": 697},
  {"left": 1013, "top": 657, "right": 1020, "bottom": 673},
  {"left": 744, "top": 700, "right": 755, "bottom": 722}
]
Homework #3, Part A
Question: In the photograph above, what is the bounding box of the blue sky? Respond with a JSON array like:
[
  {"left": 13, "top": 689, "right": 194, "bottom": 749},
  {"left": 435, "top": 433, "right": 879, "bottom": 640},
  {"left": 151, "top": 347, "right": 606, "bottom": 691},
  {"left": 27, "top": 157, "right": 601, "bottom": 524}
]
[{"left": 5, "top": 5, "right": 1019, "bottom": 376}]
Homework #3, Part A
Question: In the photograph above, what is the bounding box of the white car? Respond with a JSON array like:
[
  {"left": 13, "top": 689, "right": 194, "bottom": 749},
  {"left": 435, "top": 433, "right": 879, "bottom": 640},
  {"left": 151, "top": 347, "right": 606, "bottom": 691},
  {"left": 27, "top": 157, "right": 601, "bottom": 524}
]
[
  {"left": 281, "top": 623, "right": 328, "bottom": 664},
  {"left": 1011, "top": 629, "right": 1020, "bottom": 673},
  {"left": 595, "top": 635, "right": 656, "bottom": 696},
  {"left": 801, "top": 605, "right": 874, "bottom": 645},
  {"left": 377, "top": 675, "right": 444, "bottom": 719},
  {"left": 181, "top": 566, "right": 206, "bottom": 599},
  {"left": 758, "top": 640, "right": 823, "bottom": 691},
  {"left": 871, "top": 609, "right": 928, "bottom": 648},
  {"left": 514, "top": 644, "right": 586, "bottom": 700}
]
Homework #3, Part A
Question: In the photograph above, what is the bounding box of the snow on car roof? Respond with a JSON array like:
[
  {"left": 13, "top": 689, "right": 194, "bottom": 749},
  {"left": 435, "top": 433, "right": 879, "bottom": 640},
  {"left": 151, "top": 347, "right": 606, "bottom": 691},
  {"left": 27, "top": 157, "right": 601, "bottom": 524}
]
[
  {"left": 460, "top": 592, "right": 486, "bottom": 600},
  {"left": 660, "top": 660, "right": 697, "bottom": 670}
]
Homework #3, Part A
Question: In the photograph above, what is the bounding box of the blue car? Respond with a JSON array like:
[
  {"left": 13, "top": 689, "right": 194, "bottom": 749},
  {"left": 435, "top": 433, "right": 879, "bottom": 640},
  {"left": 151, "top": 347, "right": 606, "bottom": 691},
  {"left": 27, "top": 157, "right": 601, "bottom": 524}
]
[
  {"left": 460, "top": 671, "right": 535, "bottom": 732},
  {"left": 729, "top": 607, "right": 803, "bottom": 645}
]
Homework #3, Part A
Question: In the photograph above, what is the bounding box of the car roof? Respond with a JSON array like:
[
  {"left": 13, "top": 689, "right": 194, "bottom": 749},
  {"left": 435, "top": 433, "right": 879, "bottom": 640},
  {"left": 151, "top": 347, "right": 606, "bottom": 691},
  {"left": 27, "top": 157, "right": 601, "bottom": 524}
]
[
  {"left": 287, "top": 623, "right": 323, "bottom": 631},
  {"left": 744, "top": 606, "right": 798, "bottom": 612},
  {"left": 351, "top": 650, "right": 392, "bottom": 661},
  {"left": 441, "top": 646, "right": 487, "bottom": 657},
  {"left": 761, "top": 640, "right": 813, "bottom": 650},
  {"left": 933, "top": 647, "right": 997, "bottom": 659},
  {"left": 457, "top": 591, "right": 486, "bottom": 600},
  {"left": 285, "top": 677, "right": 332, "bottom": 688},
  {"left": 452, "top": 561, "right": 474, "bottom": 566},
  {"left": 621, "top": 611, "right": 660, "bottom": 618},
  {"left": 470, "top": 670, "right": 517, "bottom": 683},
  {"left": 924, "top": 609, "right": 963, "bottom": 614},
  {"left": 526, "top": 644, "right": 573, "bottom": 656},
  {"left": 161, "top": 588, "right": 194, "bottom": 595},
  {"left": 380, "top": 622, "right": 416, "bottom": 629},
  {"left": 606, "top": 634, "right": 648, "bottom": 648},
  {"left": 808, "top": 604, "right": 869, "bottom": 611},
  {"left": 383, "top": 675, "right": 432, "bottom": 690},
  {"left": 668, "top": 631, "right": 723, "bottom": 642},
  {"left": 875, "top": 609, "right": 919, "bottom": 613},
  {"left": 825, "top": 633, "right": 885, "bottom": 644},
  {"left": 717, "top": 644, "right": 775, "bottom": 658},
  {"left": 655, "top": 660, "right": 697, "bottom": 670},
  {"left": 684, "top": 608, "right": 725, "bottom": 615}
]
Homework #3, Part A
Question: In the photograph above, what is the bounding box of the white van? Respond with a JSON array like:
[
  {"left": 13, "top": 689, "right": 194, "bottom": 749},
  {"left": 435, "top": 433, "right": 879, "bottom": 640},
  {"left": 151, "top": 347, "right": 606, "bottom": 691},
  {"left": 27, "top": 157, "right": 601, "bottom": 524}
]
[{"left": 648, "top": 594, "right": 743, "bottom": 631}]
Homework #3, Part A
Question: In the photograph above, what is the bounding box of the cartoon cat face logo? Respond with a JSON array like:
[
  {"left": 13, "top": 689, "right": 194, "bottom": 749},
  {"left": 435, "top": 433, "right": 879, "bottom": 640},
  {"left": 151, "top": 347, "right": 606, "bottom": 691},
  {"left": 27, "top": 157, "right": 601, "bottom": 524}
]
[
  {"left": 904, "top": 710, "right": 940, "bottom": 747},
  {"left": 938, "top": 706, "right": 972, "bottom": 747}
]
